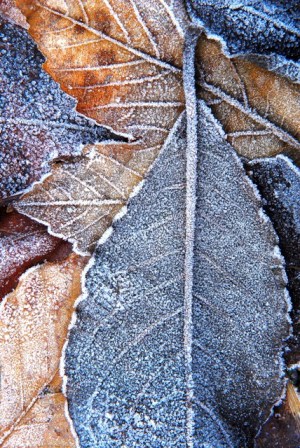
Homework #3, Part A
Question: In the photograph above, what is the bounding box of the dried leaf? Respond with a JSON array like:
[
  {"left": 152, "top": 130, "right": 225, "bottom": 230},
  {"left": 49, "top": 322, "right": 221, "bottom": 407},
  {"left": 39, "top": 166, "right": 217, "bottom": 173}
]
[
  {"left": 65, "top": 102, "right": 290, "bottom": 447},
  {"left": 0, "top": 209, "right": 71, "bottom": 299},
  {"left": 256, "top": 382, "right": 300, "bottom": 448},
  {"left": 243, "top": 54, "right": 300, "bottom": 84},
  {"left": 14, "top": 0, "right": 186, "bottom": 253},
  {"left": 0, "top": 0, "right": 28, "bottom": 29},
  {"left": 1, "top": 373, "right": 75, "bottom": 448},
  {"left": 247, "top": 156, "right": 300, "bottom": 365},
  {"left": 246, "top": 156, "right": 300, "bottom": 446},
  {"left": 196, "top": 34, "right": 300, "bottom": 164},
  {"left": 0, "top": 16, "right": 113, "bottom": 203},
  {"left": 0, "top": 254, "right": 86, "bottom": 446},
  {"left": 187, "top": 0, "right": 300, "bottom": 61}
]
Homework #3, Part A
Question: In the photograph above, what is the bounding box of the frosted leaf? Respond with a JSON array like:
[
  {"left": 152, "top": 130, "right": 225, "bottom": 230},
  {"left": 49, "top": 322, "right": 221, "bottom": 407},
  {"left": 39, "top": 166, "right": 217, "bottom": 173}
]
[
  {"left": 0, "top": 16, "right": 113, "bottom": 202},
  {"left": 0, "top": 209, "right": 71, "bottom": 299},
  {"left": 248, "top": 156, "right": 300, "bottom": 365},
  {"left": 1, "top": 373, "right": 76, "bottom": 448},
  {"left": 0, "top": 254, "right": 86, "bottom": 446},
  {"left": 242, "top": 54, "right": 300, "bottom": 84},
  {"left": 187, "top": 0, "right": 300, "bottom": 61},
  {"left": 196, "top": 34, "right": 300, "bottom": 165},
  {"left": 14, "top": 0, "right": 187, "bottom": 253},
  {"left": 0, "top": 0, "right": 28, "bottom": 28},
  {"left": 65, "top": 102, "right": 290, "bottom": 447},
  {"left": 255, "top": 382, "right": 300, "bottom": 448}
]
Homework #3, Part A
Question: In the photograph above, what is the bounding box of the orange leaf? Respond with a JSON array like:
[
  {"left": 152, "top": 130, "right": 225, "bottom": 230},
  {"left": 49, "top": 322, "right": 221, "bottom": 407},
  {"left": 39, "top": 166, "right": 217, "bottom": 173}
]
[
  {"left": 14, "top": 0, "right": 187, "bottom": 253},
  {"left": 196, "top": 34, "right": 300, "bottom": 164}
]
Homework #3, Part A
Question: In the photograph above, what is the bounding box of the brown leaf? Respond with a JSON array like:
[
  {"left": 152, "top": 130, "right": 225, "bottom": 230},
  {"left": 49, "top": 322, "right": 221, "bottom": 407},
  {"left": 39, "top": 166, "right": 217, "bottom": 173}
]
[
  {"left": 255, "top": 382, "right": 300, "bottom": 448},
  {"left": 0, "top": 16, "right": 112, "bottom": 203},
  {"left": 0, "top": 254, "right": 87, "bottom": 446},
  {"left": 1, "top": 373, "right": 75, "bottom": 447},
  {"left": 14, "top": 0, "right": 186, "bottom": 253},
  {"left": 0, "top": 0, "right": 28, "bottom": 29},
  {"left": 0, "top": 209, "right": 71, "bottom": 299},
  {"left": 196, "top": 34, "right": 300, "bottom": 164}
]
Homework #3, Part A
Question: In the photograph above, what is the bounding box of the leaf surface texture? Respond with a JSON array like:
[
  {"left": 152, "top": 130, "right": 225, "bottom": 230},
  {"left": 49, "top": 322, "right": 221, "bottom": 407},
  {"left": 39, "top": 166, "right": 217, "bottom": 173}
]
[
  {"left": 0, "top": 254, "right": 86, "bottom": 446},
  {"left": 0, "top": 16, "right": 112, "bottom": 203},
  {"left": 187, "top": 0, "right": 300, "bottom": 60},
  {"left": 196, "top": 35, "right": 300, "bottom": 165},
  {"left": 248, "top": 156, "right": 300, "bottom": 365},
  {"left": 65, "top": 102, "right": 290, "bottom": 447},
  {"left": 0, "top": 209, "right": 71, "bottom": 299},
  {"left": 14, "top": 0, "right": 186, "bottom": 253}
]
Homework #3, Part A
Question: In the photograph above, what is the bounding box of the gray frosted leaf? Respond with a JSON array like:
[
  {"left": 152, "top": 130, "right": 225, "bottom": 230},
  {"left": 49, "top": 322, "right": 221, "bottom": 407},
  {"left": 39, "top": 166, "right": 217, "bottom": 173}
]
[
  {"left": 65, "top": 102, "right": 290, "bottom": 447},
  {"left": 248, "top": 156, "right": 300, "bottom": 366},
  {"left": 187, "top": 0, "right": 300, "bottom": 61},
  {"left": 0, "top": 16, "right": 114, "bottom": 203}
]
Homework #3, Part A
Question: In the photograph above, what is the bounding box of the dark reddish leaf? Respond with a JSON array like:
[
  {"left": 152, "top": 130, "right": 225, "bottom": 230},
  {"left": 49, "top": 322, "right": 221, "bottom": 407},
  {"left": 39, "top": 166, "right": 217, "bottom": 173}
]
[{"left": 0, "top": 209, "right": 71, "bottom": 299}]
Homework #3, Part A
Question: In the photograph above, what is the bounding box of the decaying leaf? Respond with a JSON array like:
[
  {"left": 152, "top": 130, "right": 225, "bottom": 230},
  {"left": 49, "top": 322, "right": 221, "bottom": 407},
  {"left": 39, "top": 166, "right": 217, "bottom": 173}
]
[
  {"left": 243, "top": 53, "right": 300, "bottom": 84},
  {"left": 0, "top": 209, "right": 71, "bottom": 299},
  {"left": 247, "top": 156, "right": 300, "bottom": 366},
  {"left": 1, "top": 373, "right": 75, "bottom": 448},
  {"left": 0, "top": 16, "right": 113, "bottom": 203},
  {"left": 0, "top": 254, "right": 86, "bottom": 446},
  {"left": 0, "top": 0, "right": 28, "bottom": 29},
  {"left": 14, "top": 0, "right": 187, "bottom": 253},
  {"left": 65, "top": 102, "right": 290, "bottom": 447},
  {"left": 196, "top": 34, "right": 300, "bottom": 164},
  {"left": 14, "top": 144, "right": 147, "bottom": 254},
  {"left": 256, "top": 382, "right": 300, "bottom": 448},
  {"left": 246, "top": 156, "right": 300, "bottom": 447},
  {"left": 187, "top": 0, "right": 300, "bottom": 61}
]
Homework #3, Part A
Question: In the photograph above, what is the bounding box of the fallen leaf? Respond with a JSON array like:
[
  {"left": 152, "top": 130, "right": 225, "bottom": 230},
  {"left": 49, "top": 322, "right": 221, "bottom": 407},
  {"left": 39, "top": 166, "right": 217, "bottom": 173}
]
[
  {"left": 0, "top": 209, "right": 71, "bottom": 299},
  {"left": 14, "top": 0, "right": 186, "bottom": 253},
  {"left": 246, "top": 156, "right": 300, "bottom": 446},
  {"left": 65, "top": 102, "right": 290, "bottom": 447},
  {"left": 0, "top": 253, "right": 87, "bottom": 446},
  {"left": 243, "top": 53, "right": 300, "bottom": 84},
  {"left": 14, "top": 145, "right": 145, "bottom": 254},
  {"left": 255, "top": 382, "right": 300, "bottom": 448},
  {"left": 187, "top": 0, "right": 300, "bottom": 61},
  {"left": 196, "top": 34, "right": 300, "bottom": 164},
  {"left": 0, "top": 15, "right": 113, "bottom": 203},
  {"left": 0, "top": 0, "right": 28, "bottom": 28},
  {"left": 247, "top": 156, "right": 300, "bottom": 365},
  {"left": 1, "top": 373, "right": 75, "bottom": 448}
]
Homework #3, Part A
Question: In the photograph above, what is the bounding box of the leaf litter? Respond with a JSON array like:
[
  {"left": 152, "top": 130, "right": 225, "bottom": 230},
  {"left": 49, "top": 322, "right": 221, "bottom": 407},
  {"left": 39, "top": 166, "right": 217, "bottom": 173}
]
[{"left": 1, "top": 1, "right": 298, "bottom": 446}]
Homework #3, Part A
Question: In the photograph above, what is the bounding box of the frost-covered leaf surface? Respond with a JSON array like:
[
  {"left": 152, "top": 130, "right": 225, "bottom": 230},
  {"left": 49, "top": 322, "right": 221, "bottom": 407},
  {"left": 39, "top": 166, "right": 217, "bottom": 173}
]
[
  {"left": 0, "top": 254, "right": 86, "bottom": 446},
  {"left": 1, "top": 372, "right": 76, "bottom": 448},
  {"left": 187, "top": 0, "right": 300, "bottom": 61},
  {"left": 243, "top": 53, "right": 300, "bottom": 84},
  {"left": 256, "top": 382, "right": 300, "bottom": 448},
  {"left": 14, "top": 0, "right": 187, "bottom": 253},
  {"left": 65, "top": 102, "right": 290, "bottom": 447},
  {"left": 0, "top": 209, "right": 71, "bottom": 299},
  {"left": 0, "top": 0, "right": 28, "bottom": 28},
  {"left": 0, "top": 16, "right": 113, "bottom": 202},
  {"left": 196, "top": 34, "right": 300, "bottom": 165},
  {"left": 247, "top": 156, "right": 300, "bottom": 365},
  {"left": 15, "top": 144, "right": 146, "bottom": 254}
]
